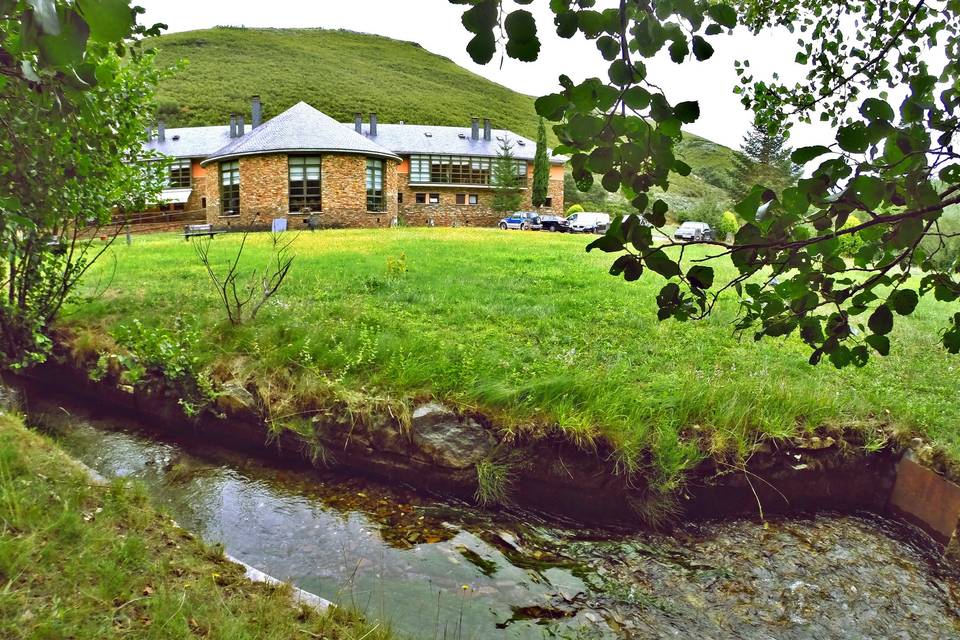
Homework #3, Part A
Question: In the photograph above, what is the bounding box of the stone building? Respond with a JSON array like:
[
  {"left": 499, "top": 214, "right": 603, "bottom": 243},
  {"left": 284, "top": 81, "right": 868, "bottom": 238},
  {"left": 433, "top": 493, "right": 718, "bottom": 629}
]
[{"left": 144, "top": 98, "right": 565, "bottom": 229}]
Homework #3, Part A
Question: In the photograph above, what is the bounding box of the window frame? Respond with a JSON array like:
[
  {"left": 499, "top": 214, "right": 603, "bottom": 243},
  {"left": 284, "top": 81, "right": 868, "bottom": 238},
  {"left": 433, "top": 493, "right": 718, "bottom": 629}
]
[
  {"left": 455, "top": 193, "right": 466, "bottom": 205},
  {"left": 408, "top": 154, "right": 525, "bottom": 186},
  {"left": 168, "top": 159, "right": 192, "bottom": 189},
  {"left": 288, "top": 156, "right": 322, "bottom": 213},
  {"left": 468, "top": 194, "right": 479, "bottom": 206},
  {"left": 428, "top": 193, "right": 440, "bottom": 205},
  {"left": 365, "top": 158, "right": 386, "bottom": 212},
  {"left": 415, "top": 192, "right": 426, "bottom": 204},
  {"left": 219, "top": 160, "right": 240, "bottom": 216}
]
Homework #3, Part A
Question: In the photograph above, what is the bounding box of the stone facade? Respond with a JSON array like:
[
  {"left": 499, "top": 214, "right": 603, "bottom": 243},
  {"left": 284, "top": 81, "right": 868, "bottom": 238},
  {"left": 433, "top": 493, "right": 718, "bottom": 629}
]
[
  {"left": 198, "top": 153, "right": 563, "bottom": 229},
  {"left": 395, "top": 164, "right": 565, "bottom": 227},
  {"left": 203, "top": 153, "right": 401, "bottom": 229}
]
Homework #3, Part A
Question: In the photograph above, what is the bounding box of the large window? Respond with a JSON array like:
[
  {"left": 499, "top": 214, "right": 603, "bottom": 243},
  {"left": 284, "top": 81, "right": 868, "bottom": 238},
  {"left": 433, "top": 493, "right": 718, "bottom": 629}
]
[
  {"left": 408, "top": 155, "right": 526, "bottom": 186},
  {"left": 168, "top": 159, "right": 191, "bottom": 188},
  {"left": 219, "top": 160, "right": 240, "bottom": 216},
  {"left": 289, "top": 156, "right": 322, "bottom": 212},
  {"left": 366, "top": 158, "right": 385, "bottom": 212}
]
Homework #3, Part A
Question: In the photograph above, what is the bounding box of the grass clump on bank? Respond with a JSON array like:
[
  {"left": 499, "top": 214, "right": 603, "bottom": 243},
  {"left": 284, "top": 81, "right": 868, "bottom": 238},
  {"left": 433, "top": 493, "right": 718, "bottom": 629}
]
[
  {"left": 0, "top": 409, "right": 394, "bottom": 639},
  {"left": 64, "top": 228, "right": 960, "bottom": 490}
]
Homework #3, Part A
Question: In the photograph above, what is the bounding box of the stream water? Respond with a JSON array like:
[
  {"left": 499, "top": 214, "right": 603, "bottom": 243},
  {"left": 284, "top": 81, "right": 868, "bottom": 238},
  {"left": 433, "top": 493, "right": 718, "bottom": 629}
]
[{"left": 22, "top": 393, "right": 960, "bottom": 639}]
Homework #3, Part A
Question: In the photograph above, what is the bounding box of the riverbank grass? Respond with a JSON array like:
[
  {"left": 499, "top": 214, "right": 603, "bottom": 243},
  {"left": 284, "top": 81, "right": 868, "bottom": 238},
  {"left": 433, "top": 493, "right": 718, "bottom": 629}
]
[
  {"left": 65, "top": 228, "right": 960, "bottom": 488},
  {"left": 0, "top": 409, "right": 393, "bottom": 639}
]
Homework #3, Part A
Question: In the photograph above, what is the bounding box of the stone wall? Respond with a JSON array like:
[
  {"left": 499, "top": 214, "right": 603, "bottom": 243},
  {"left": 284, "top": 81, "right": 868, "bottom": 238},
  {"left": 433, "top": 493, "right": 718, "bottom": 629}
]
[
  {"left": 395, "top": 164, "right": 565, "bottom": 227},
  {"left": 205, "top": 155, "right": 289, "bottom": 227},
  {"left": 203, "top": 153, "right": 401, "bottom": 229},
  {"left": 185, "top": 174, "right": 207, "bottom": 213}
]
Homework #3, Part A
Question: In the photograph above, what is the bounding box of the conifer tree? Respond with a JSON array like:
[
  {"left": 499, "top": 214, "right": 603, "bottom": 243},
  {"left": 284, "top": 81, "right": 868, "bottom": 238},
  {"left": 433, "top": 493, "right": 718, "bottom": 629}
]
[
  {"left": 531, "top": 118, "right": 550, "bottom": 208},
  {"left": 731, "top": 122, "right": 799, "bottom": 199},
  {"left": 492, "top": 138, "right": 523, "bottom": 213}
]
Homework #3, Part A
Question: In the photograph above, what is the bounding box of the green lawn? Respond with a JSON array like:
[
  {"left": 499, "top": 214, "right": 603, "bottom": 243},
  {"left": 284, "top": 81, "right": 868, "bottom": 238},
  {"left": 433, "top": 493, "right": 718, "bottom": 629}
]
[
  {"left": 0, "top": 410, "right": 394, "bottom": 639},
  {"left": 65, "top": 228, "right": 960, "bottom": 489}
]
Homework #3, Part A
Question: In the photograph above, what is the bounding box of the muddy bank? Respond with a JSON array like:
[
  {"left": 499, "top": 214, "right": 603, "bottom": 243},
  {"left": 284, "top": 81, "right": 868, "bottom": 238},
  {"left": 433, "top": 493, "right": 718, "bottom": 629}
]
[
  {"left": 10, "top": 358, "right": 945, "bottom": 539},
  {"left": 21, "top": 390, "right": 960, "bottom": 639}
]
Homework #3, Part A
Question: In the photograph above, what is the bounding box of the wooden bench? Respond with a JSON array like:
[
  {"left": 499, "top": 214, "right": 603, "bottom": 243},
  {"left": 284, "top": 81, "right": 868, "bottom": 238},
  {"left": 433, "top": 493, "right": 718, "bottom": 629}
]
[{"left": 184, "top": 224, "right": 222, "bottom": 240}]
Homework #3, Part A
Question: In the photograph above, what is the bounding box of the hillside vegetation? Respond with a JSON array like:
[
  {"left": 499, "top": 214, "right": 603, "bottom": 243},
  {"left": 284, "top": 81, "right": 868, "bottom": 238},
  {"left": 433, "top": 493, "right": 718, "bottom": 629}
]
[{"left": 149, "top": 27, "right": 745, "bottom": 212}]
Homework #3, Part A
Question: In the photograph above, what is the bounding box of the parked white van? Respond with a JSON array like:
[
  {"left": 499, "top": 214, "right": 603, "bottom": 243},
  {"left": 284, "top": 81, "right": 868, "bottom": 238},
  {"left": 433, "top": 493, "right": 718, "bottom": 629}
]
[{"left": 566, "top": 212, "right": 611, "bottom": 233}]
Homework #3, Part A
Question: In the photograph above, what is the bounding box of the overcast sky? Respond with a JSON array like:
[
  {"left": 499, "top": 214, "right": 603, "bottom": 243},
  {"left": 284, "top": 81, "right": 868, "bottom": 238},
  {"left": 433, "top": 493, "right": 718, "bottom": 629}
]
[{"left": 138, "top": 0, "right": 832, "bottom": 150}]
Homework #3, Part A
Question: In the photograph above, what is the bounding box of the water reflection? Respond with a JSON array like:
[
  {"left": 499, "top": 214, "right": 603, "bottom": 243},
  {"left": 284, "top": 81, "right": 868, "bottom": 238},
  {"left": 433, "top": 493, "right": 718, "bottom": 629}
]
[{"left": 28, "top": 398, "right": 960, "bottom": 640}]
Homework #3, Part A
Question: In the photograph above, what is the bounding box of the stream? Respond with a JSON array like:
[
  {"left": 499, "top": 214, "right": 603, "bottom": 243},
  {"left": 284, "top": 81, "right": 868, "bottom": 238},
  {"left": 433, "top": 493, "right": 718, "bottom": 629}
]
[{"left": 20, "top": 391, "right": 960, "bottom": 639}]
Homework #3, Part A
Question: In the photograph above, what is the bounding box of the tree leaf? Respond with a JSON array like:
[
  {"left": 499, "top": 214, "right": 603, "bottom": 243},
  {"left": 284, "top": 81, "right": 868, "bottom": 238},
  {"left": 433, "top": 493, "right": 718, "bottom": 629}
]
[
  {"left": 534, "top": 93, "right": 567, "bottom": 120},
  {"left": 687, "top": 265, "right": 714, "bottom": 289},
  {"left": 837, "top": 122, "right": 870, "bottom": 153},
  {"left": 668, "top": 36, "right": 688, "bottom": 63},
  {"left": 461, "top": 0, "right": 498, "bottom": 33},
  {"left": 706, "top": 3, "right": 737, "bottom": 28},
  {"left": 866, "top": 334, "right": 890, "bottom": 356},
  {"left": 867, "top": 304, "right": 893, "bottom": 335},
  {"left": 644, "top": 249, "right": 681, "bottom": 279},
  {"left": 586, "top": 234, "right": 625, "bottom": 253},
  {"left": 791, "top": 145, "right": 831, "bottom": 164},
  {"left": 39, "top": 10, "right": 89, "bottom": 68},
  {"left": 691, "top": 36, "right": 713, "bottom": 61},
  {"left": 888, "top": 289, "right": 919, "bottom": 315},
  {"left": 674, "top": 100, "right": 699, "bottom": 123},
  {"left": 77, "top": 0, "right": 134, "bottom": 43},
  {"left": 859, "top": 97, "right": 894, "bottom": 122},
  {"left": 466, "top": 30, "right": 496, "bottom": 64}
]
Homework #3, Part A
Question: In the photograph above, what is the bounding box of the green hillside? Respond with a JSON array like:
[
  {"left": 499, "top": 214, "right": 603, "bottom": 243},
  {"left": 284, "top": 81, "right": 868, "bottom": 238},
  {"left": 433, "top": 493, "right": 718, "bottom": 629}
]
[
  {"left": 150, "top": 27, "right": 542, "bottom": 140},
  {"left": 149, "top": 27, "right": 745, "bottom": 212}
]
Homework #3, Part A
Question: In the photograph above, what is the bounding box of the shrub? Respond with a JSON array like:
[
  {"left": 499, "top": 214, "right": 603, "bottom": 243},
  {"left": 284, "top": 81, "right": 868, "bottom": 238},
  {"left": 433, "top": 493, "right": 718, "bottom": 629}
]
[
  {"left": 838, "top": 214, "right": 865, "bottom": 257},
  {"left": 566, "top": 203, "right": 585, "bottom": 215},
  {"left": 677, "top": 199, "right": 726, "bottom": 230},
  {"left": 717, "top": 211, "right": 739, "bottom": 237}
]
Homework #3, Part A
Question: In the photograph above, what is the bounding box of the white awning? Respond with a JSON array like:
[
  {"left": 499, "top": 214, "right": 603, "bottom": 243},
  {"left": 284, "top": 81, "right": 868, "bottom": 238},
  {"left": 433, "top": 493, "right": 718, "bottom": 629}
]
[{"left": 159, "top": 188, "right": 193, "bottom": 204}]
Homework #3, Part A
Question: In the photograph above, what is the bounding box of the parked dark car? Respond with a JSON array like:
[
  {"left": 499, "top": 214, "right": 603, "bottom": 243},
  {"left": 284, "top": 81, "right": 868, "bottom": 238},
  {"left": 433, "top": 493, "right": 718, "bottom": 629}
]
[{"left": 539, "top": 213, "right": 568, "bottom": 232}]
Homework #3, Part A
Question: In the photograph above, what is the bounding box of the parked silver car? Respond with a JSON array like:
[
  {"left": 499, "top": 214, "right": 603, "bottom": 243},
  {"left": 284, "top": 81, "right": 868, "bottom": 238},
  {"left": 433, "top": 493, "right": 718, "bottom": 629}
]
[{"left": 674, "top": 221, "right": 713, "bottom": 242}]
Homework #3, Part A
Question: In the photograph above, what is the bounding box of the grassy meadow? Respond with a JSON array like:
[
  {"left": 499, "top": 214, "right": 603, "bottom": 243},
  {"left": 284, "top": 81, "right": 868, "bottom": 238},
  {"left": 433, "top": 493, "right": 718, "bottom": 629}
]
[
  {"left": 65, "top": 228, "right": 959, "bottom": 488},
  {"left": 0, "top": 410, "right": 394, "bottom": 639}
]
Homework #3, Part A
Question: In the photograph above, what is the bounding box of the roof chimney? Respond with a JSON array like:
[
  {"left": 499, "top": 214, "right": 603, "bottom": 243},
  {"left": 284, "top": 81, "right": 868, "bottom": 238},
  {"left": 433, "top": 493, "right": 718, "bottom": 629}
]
[
  {"left": 354, "top": 112, "right": 363, "bottom": 134},
  {"left": 157, "top": 120, "right": 166, "bottom": 143},
  {"left": 483, "top": 118, "right": 491, "bottom": 142},
  {"left": 237, "top": 114, "right": 245, "bottom": 137},
  {"left": 369, "top": 112, "right": 377, "bottom": 137},
  {"left": 229, "top": 114, "right": 237, "bottom": 138},
  {"left": 251, "top": 95, "right": 262, "bottom": 129},
  {"left": 471, "top": 117, "right": 479, "bottom": 141}
]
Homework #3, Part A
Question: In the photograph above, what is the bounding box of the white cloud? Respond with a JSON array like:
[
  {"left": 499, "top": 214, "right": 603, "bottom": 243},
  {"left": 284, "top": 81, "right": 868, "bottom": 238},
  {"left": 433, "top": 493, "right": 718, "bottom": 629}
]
[{"left": 138, "top": 0, "right": 834, "bottom": 150}]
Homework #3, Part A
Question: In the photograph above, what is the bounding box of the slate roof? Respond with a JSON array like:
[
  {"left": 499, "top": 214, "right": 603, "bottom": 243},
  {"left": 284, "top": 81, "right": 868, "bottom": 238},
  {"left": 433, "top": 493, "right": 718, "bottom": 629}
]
[
  {"left": 146, "top": 102, "right": 563, "bottom": 165},
  {"left": 145, "top": 125, "right": 231, "bottom": 158},
  {"left": 346, "top": 123, "right": 564, "bottom": 164},
  {"left": 201, "top": 102, "right": 400, "bottom": 165}
]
